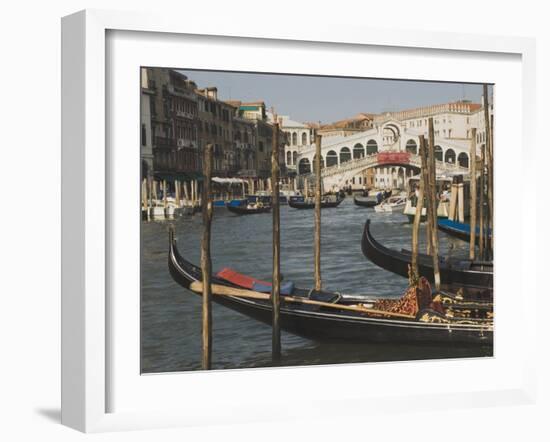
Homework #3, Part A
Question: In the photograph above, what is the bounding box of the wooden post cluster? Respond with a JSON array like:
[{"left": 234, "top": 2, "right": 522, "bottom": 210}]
[
  {"left": 271, "top": 117, "right": 281, "bottom": 361},
  {"left": 201, "top": 144, "right": 214, "bottom": 370},
  {"left": 314, "top": 133, "right": 323, "bottom": 292},
  {"left": 428, "top": 118, "right": 441, "bottom": 290}
]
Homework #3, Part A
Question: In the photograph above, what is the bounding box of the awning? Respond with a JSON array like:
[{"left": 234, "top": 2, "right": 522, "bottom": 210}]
[{"left": 212, "top": 177, "right": 248, "bottom": 185}]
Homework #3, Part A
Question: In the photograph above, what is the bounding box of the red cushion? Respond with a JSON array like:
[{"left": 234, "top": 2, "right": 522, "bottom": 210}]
[{"left": 216, "top": 267, "right": 270, "bottom": 289}]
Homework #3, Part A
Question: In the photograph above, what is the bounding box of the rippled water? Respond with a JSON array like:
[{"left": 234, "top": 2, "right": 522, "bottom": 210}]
[{"left": 141, "top": 197, "right": 491, "bottom": 373}]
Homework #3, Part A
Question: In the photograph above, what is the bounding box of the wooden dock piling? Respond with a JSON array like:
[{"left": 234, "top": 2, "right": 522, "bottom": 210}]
[
  {"left": 428, "top": 118, "right": 441, "bottom": 290},
  {"left": 483, "top": 85, "right": 494, "bottom": 255},
  {"left": 271, "top": 118, "right": 281, "bottom": 361},
  {"left": 411, "top": 136, "right": 427, "bottom": 279},
  {"left": 478, "top": 145, "right": 486, "bottom": 260},
  {"left": 314, "top": 134, "right": 322, "bottom": 291},
  {"left": 469, "top": 128, "right": 477, "bottom": 260},
  {"left": 201, "top": 144, "right": 214, "bottom": 370}
]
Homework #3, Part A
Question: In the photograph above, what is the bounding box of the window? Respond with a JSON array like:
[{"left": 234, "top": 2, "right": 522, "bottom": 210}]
[
  {"left": 141, "top": 124, "right": 146, "bottom": 146},
  {"left": 301, "top": 132, "right": 307, "bottom": 145}
]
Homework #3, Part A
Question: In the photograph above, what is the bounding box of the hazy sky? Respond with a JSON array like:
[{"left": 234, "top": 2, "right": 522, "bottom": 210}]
[{"left": 178, "top": 69, "right": 488, "bottom": 124}]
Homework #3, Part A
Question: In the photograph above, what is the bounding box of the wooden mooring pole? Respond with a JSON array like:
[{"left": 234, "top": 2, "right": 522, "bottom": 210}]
[
  {"left": 483, "top": 84, "right": 494, "bottom": 255},
  {"left": 479, "top": 145, "right": 487, "bottom": 261},
  {"left": 423, "top": 137, "right": 434, "bottom": 256},
  {"left": 271, "top": 118, "right": 281, "bottom": 361},
  {"left": 469, "top": 128, "right": 477, "bottom": 260},
  {"left": 411, "top": 136, "right": 427, "bottom": 280},
  {"left": 314, "top": 134, "right": 323, "bottom": 291},
  {"left": 428, "top": 118, "right": 441, "bottom": 290},
  {"left": 201, "top": 144, "right": 214, "bottom": 370}
]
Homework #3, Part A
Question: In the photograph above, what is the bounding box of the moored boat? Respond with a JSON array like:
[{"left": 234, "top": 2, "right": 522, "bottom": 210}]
[
  {"left": 168, "top": 229, "right": 493, "bottom": 345},
  {"left": 227, "top": 201, "right": 271, "bottom": 215},
  {"left": 374, "top": 196, "right": 407, "bottom": 213},
  {"left": 361, "top": 219, "right": 493, "bottom": 296},
  {"left": 288, "top": 195, "right": 343, "bottom": 209},
  {"left": 437, "top": 219, "right": 492, "bottom": 243},
  {"left": 353, "top": 196, "right": 378, "bottom": 208}
]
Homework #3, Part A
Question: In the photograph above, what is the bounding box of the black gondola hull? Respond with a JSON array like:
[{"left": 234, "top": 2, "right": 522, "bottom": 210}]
[
  {"left": 361, "top": 219, "right": 493, "bottom": 294},
  {"left": 227, "top": 204, "right": 271, "bottom": 215},
  {"left": 353, "top": 196, "right": 378, "bottom": 208},
  {"left": 288, "top": 198, "right": 343, "bottom": 209},
  {"left": 168, "top": 231, "right": 492, "bottom": 345}
]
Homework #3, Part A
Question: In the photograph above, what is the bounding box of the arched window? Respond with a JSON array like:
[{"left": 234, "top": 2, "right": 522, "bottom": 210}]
[
  {"left": 301, "top": 132, "right": 307, "bottom": 145},
  {"left": 366, "top": 139, "right": 378, "bottom": 155},
  {"left": 286, "top": 151, "right": 292, "bottom": 165},
  {"left": 405, "top": 139, "right": 417, "bottom": 155},
  {"left": 298, "top": 158, "right": 311, "bottom": 174},
  {"left": 434, "top": 145, "right": 443, "bottom": 161},
  {"left": 292, "top": 132, "right": 297, "bottom": 146},
  {"left": 292, "top": 151, "right": 297, "bottom": 165},
  {"left": 458, "top": 152, "right": 469, "bottom": 168},
  {"left": 326, "top": 150, "right": 338, "bottom": 167},
  {"left": 313, "top": 154, "right": 325, "bottom": 169},
  {"left": 340, "top": 147, "right": 351, "bottom": 163},
  {"left": 445, "top": 148, "right": 456, "bottom": 164},
  {"left": 353, "top": 143, "right": 365, "bottom": 159}
]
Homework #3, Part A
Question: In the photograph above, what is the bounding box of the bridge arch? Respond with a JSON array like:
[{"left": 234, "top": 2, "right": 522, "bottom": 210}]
[
  {"left": 458, "top": 152, "right": 469, "bottom": 168},
  {"left": 405, "top": 138, "right": 418, "bottom": 155},
  {"left": 366, "top": 139, "right": 378, "bottom": 155},
  {"left": 435, "top": 145, "right": 443, "bottom": 161},
  {"left": 326, "top": 150, "right": 338, "bottom": 167},
  {"left": 353, "top": 143, "right": 365, "bottom": 159},
  {"left": 298, "top": 158, "right": 311, "bottom": 174},
  {"left": 445, "top": 148, "right": 456, "bottom": 164},
  {"left": 382, "top": 122, "right": 401, "bottom": 139},
  {"left": 340, "top": 147, "right": 351, "bottom": 163}
]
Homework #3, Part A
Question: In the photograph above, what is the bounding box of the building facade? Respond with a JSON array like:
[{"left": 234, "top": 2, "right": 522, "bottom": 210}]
[{"left": 143, "top": 68, "right": 200, "bottom": 181}]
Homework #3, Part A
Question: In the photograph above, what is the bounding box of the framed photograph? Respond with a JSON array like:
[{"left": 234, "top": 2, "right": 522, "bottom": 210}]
[{"left": 62, "top": 9, "right": 537, "bottom": 433}]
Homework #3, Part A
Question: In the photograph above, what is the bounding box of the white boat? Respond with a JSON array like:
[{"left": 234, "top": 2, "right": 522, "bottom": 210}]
[{"left": 374, "top": 196, "right": 407, "bottom": 213}]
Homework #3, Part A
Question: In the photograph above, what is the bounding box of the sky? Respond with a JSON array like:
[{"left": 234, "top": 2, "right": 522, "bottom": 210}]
[{"left": 178, "top": 69, "right": 489, "bottom": 124}]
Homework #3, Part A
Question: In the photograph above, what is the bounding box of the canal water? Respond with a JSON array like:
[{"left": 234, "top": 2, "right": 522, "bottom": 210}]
[{"left": 141, "top": 197, "right": 492, "bottom": 373}]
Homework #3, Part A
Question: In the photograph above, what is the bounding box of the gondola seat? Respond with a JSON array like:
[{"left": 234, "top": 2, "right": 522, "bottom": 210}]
[{"left": 252, "top": 281, "right": 295, "bottom": 296}]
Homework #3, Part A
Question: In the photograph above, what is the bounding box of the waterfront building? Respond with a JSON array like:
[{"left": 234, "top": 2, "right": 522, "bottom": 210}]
[
  {"left": 232, "top": 116, "right": 257, "bottom": 175},
  {"left": 145, "top": 68, "right": 200, "bottom": 182},
  {"left": 140, "top": 68, "right": 154, "bottom": 179},
  {"left": 317, "top": 113, "right": 374, "bottom": 138},
  {"left": 230, "top": 101, "right": 272, "bottom": 178},
  {"left": 278, "top": 115, "right": 313, "bottom": 174},
  {"left": 196, "top": 87, "right": 236, "bottom": 176}
]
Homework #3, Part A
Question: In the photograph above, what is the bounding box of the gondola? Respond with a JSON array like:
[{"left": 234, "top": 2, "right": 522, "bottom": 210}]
[
  {"left": 361, "top": 219, "right": 493, "bottom": 295},
  {"left": 353, "top": 196, "right": 378, "bottom": 208},
  {"left": 227, "top": 203, "right": 271, "bottom": 215},
  {"left": 288, "top": 196, "right": 343, "bottom": 209},
  {"left": 437, "top": 219, "right": 492, "bottom": 243},
  {"left": 168, "top": 229, "right": 492, "bottom": 345}
]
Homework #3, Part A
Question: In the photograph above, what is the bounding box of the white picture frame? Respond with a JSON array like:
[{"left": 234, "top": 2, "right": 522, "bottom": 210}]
[{"left": 61, "top": 9, "right": 538, "bottom": 433}]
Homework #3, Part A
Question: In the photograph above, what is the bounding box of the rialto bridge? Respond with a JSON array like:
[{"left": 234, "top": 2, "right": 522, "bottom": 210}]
[{"left": 288, "top": 120, "right": 472, "bottom": 190}]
